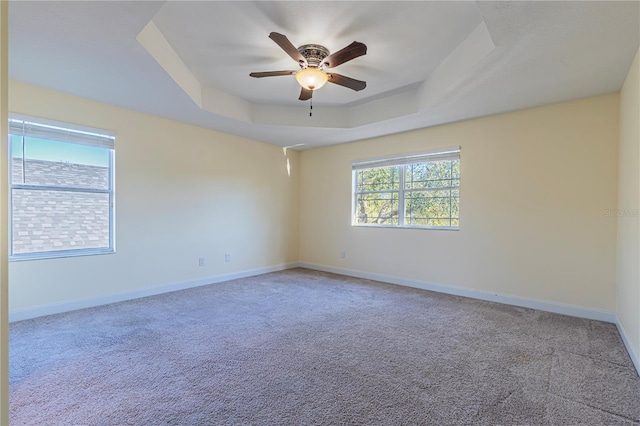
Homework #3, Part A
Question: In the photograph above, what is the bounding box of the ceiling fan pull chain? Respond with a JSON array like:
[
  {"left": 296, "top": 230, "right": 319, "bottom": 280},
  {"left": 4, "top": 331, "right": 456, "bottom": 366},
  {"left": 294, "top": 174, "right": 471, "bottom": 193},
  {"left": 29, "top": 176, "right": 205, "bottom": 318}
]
[{"left": 310, "top": 98, "right": 313, "bottom": 117}]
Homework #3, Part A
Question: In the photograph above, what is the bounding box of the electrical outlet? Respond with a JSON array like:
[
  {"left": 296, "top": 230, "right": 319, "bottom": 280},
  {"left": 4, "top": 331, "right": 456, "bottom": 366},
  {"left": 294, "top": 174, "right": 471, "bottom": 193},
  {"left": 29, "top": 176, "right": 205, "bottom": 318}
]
[
  {"left": 225, "top": 253, "right": 231, "bottom": 263},
  {"left": 198, "top": 257, "right": 205, "bottom": 267},
  {"left": 340, "top": 251, "right": 345, "bottom": 259}
]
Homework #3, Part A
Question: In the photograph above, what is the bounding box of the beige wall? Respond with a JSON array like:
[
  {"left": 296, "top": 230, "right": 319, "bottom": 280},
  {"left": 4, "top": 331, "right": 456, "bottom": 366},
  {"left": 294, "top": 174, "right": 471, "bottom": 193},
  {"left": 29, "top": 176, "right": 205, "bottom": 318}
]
[
  {"left": 300, "top": 94, "right": 619, "bottom": 311},
  {"left": 617, "top": 46, "right": 640, "bottom": 360},
  {"left": 8, "top": 81, "right": 299, "bottom": 312},
  {"left": 5, "top": 80, "right": 627, "bottom": 324}
]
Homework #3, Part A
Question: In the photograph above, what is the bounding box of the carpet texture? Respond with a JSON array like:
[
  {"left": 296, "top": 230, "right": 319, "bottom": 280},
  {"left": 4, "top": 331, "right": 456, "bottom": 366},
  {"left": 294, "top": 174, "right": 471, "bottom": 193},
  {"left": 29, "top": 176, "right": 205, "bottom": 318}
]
[{"left": 9, "top": 268, "right": 640, "bottom": 425}]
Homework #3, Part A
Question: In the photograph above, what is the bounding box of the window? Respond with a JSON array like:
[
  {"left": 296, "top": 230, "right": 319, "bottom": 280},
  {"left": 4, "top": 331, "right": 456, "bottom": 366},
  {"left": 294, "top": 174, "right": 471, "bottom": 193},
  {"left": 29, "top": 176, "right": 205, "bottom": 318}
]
[
  {"left": 9, "top": 116, "right": 115, "bottom": 259},
  {"left": 352, "top": 147, "right": 460, "bottom": 229}
]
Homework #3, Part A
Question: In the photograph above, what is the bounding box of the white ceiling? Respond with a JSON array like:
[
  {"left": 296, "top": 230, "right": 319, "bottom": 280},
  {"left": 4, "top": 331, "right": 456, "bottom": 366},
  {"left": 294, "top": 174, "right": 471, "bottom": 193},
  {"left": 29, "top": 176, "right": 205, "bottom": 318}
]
[{"left": 8, "top": 1, "right": 640, "bottom": 150}]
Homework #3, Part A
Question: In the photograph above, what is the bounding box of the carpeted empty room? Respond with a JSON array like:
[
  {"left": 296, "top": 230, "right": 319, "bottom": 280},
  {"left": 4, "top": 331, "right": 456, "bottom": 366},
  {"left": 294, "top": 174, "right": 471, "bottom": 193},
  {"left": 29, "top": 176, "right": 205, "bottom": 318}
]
[
  {"left": 3, "top": 2, "right": 640, "bottom": 425},
  {"left": 9, "top": 269, "right": 640, "bottom": 425}
]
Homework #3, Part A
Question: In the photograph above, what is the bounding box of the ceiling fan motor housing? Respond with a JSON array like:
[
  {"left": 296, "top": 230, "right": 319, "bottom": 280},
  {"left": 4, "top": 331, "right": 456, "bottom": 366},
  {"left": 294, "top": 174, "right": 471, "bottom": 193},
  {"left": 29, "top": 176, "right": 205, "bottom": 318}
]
[{"left": 297, "top": 44, "right": 329, "bottom": 68}]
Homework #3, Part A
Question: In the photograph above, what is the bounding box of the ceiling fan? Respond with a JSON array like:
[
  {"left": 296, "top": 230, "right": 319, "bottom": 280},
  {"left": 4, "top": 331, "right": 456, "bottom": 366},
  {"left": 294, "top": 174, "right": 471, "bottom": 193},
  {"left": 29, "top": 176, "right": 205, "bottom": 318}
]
[{"left": 250, "top": 32, "right": 367, "bottom": 101}]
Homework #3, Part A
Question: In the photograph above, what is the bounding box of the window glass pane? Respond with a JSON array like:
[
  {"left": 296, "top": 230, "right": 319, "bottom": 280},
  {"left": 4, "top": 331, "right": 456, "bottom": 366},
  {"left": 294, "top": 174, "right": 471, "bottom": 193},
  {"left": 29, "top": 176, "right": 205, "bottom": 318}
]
[
  {"left": 12, "top": 189, "right": 109, "bottom": 254},
  {"left": 405, "top": 190, "right": 454, "bottom": 226},
  {"left": 11, "top": 135, "right": 24, "bottom": 184},
  {"left": 356, "top": 166, "right": 399, "bottom": 192},
  {"left": 17, "top": 137, "right": 110, "bottom": 189},
  {"left": 451, "top": 193, "right": 460, "bottom": 220},
  {"left": 356, "top": 192, "right": 399, "bottom": 225},
  {"left": 405, "top": 160, "right": 459, "bottom": 189},
  {"left": 425, "top": 218, "right": 453, "bottom": 227},
  {"left": 451, "top": 159, "right": 460, "bottom": 179}
]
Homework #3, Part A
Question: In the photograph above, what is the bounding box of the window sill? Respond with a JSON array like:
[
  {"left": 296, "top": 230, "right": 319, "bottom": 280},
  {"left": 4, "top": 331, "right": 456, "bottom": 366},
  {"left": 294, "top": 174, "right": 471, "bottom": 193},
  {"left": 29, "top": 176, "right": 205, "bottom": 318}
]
[
  {"left": 10, "top": 248, "right": 115, "bottom": 262},
  {"left": 352, "top": 224, "right": 459, "bottom": 231}
]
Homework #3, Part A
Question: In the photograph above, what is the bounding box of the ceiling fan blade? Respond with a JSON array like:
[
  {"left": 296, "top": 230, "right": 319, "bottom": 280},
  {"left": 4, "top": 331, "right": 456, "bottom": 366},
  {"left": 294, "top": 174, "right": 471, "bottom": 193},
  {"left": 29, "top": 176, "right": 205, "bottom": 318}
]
[
  {"left": 269, "top": 32, "right": 308, "bottom": 67},
  {"left": 250, "top": 71, "right": 297, "bottom": 78},
  {"left": 299, "top": 88, "right": 313, "bottom": 101},
  {"left": 321, "top": 41, "right": 367, "bottom": 68},
  {"left": 327, "top": 73, "right": 366, "bottom": 91}
]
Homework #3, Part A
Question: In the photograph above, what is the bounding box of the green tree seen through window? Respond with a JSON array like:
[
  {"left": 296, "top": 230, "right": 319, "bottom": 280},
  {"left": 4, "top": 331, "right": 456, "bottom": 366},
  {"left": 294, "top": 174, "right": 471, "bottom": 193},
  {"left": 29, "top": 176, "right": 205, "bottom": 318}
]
[{"left": 354, "top": 158, "right": 459, "bottom": 228}]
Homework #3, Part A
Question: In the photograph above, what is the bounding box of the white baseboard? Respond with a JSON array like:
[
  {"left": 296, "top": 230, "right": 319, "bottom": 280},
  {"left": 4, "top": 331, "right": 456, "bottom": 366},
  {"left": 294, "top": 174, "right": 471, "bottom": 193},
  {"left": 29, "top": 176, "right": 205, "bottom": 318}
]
[
  {"left": 9, "top": 263, "right": 299, "bottom": 322},
  {"left": 298, "top": 262, "right": 617, "bottom": 323},
  {"left": 616, "top": 319, "right": 640, "bottom": 376}
]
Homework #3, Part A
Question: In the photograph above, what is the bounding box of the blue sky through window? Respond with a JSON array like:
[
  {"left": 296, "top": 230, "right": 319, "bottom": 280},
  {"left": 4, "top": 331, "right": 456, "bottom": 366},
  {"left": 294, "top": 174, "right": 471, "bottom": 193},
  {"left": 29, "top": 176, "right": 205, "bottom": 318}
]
[{"left": 11, "top": 135, "right": 109, "bottom": 167}]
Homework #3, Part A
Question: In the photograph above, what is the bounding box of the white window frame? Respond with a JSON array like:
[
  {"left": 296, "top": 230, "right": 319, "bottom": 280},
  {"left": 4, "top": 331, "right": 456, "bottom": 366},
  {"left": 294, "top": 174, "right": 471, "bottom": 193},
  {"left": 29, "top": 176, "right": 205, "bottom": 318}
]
[
  {"left": 352, "top": 147, "right": 460, "bottom": 230},
  {"left": 8, "top": 114, "right": 116, "bottom": 261}
]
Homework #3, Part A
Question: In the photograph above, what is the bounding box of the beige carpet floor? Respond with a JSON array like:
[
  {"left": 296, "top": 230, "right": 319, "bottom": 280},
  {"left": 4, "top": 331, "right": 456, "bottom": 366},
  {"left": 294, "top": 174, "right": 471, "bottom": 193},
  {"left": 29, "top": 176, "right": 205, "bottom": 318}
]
[{"left": 9, "top": 268, "right": 640, "bottom": 425}]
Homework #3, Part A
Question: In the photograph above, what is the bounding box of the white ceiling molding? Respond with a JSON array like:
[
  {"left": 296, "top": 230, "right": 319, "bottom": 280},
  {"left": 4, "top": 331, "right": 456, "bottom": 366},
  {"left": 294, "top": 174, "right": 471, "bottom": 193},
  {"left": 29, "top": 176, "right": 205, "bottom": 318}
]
[
  {"left": 136, "top": 20, "right": 202, "bottom": 109},
  {"left": 9, "top": 1, "right": 640, "bottom": 149},
  {"left": 349, "top": 90, "right": 419, "bottom": 129},
  {"left": 417, "top": 21, "right": 496, "bottom": 110},
  {"left": 252, "top": 104, "right": 350, "bottom": 129},
  {"left": 137, "top": 20, "right": 252, "bottom": 124},
  {"left": 137, "top": 16, "right": 495, "bottom": 131},
  {"left": 201, "top": 86, "right": 253, "bottom": 125}
]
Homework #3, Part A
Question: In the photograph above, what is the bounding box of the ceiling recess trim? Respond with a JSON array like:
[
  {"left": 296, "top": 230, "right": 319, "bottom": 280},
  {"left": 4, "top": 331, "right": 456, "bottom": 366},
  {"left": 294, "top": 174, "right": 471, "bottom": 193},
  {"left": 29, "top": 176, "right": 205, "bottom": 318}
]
[{"left": 137, "top": 19, "right": 495, "bottom": 130}]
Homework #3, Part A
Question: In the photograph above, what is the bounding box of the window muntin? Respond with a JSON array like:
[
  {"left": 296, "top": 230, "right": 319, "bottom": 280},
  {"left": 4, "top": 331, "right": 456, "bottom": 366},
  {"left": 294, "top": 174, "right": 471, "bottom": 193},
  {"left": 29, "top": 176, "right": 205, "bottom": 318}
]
[
  {"left": 352, "top": 148, "right": 460, "bottom": 229},
  {"left": 9, "top": 117, "right": 115, "bottom": 259}
]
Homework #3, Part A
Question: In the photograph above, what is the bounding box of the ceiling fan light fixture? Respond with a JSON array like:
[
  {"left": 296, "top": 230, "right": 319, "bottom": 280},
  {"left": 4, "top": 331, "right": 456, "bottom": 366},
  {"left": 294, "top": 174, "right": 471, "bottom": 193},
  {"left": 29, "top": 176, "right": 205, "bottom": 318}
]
[
  {"left": 250, "top": 33, "right": 367, "bottom": 101},
  {"left": 295, "top": 68, "right": 329, "bottom": 91}
]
